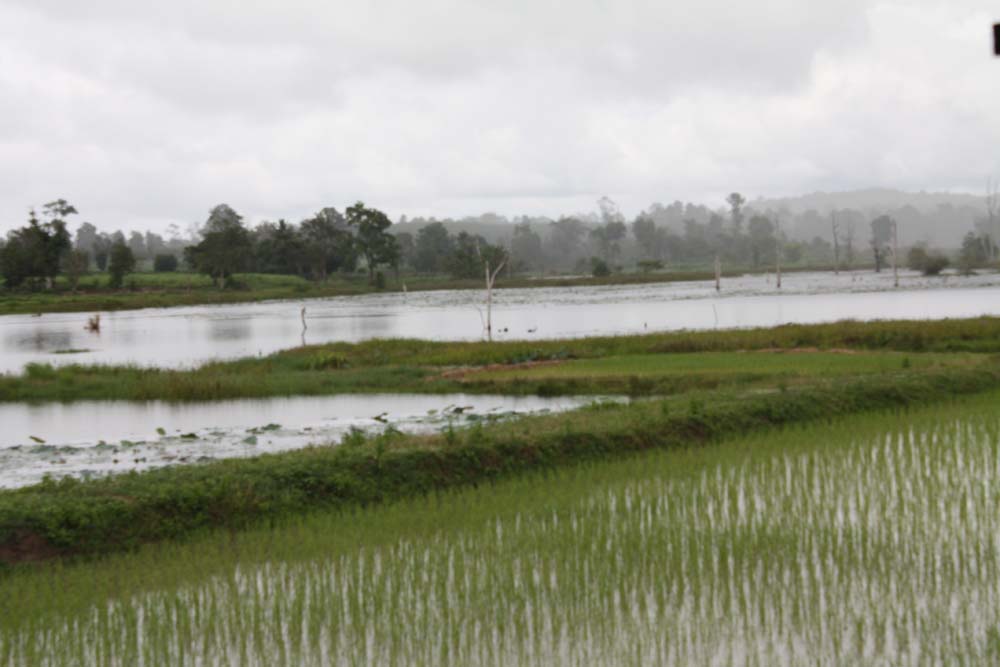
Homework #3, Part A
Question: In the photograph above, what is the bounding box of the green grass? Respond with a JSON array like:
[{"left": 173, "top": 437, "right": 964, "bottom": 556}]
[
  {"left": 3, "top": 390, "right": 1000, "bottom": 664},
  {"left": 1, "top": 360, "right": 998, "bottom": 564},
  {"left": 4, "top": 316, "right": 1000, "bottom": 402},
  {"left": 470, "top": 350, "right": 964, "bottom": 380}
]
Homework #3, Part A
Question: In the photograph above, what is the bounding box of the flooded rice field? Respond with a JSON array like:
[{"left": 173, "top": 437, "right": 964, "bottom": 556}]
[
  {"left": 2, "top": 269, "right": 1000, "bottom": 373},
  {"left": 0, "top": 394, "right": 601, "bottom": 488},
  {"left": 5, "top": 396, "right": 999, "bottom": 665}
]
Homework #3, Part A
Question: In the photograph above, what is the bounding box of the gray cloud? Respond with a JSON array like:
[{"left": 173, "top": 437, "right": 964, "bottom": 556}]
[{"left": 0, "top": 0, "right": 998, "bottom": 233}]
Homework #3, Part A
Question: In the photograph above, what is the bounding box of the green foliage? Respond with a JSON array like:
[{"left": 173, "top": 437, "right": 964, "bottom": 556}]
[
  {"left": 184, "top": 204, "right": 253, "bottom": 287},
  {"left": 0, "top": 205, "right": 73, "bottom": 288},
  {"left": 590, "top": 257, "right": 610, "bottom": 277},
  {"left": 908, "top": 244, "right": 949, "bottom": 275},
  {"left": 346, "top": 201, "right": 398, "bottom": 284},
  {"left": 107, "top": 240, "right": 136, "bottom": 289},
  {"left": 152, "top": 254, "right": 178, "bottom": 272},
  {"left": 959, "top": 231, "right": 992, "bottom": 273}
]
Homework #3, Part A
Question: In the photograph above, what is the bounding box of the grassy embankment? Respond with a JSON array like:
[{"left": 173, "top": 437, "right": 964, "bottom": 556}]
[
  {"left": 0, "top": 262, "right": 860, "bottom": 316},
  {"left": 3, "top": 392, "right": 1000, "bottom": 664},
  {"left": 2, "top": 356, "right": 999, "bottom": 564},
  {"left": 4, "top": 316, "right": 1000, "bottom": 402}
]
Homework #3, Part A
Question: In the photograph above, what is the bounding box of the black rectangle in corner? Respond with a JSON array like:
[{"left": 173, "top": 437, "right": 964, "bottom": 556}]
[{"left": 994, "top": 23, "right": 1000, "bottom": 55}]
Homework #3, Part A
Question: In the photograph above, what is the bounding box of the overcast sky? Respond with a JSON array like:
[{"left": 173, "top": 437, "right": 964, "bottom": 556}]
[{"left": 1, "top": 0, "right": 998, "bottom": 234}]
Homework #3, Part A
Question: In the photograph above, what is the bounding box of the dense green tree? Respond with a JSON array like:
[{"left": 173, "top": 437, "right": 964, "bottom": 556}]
[
  {"left": 726, "top": 193, "right": 746, "bottom": 233},
  {"left": 300, "top": 208, "right": 354, "bottom": 281},
  {"left": 0, "top": 206, "right": 72, "bottom": 288},
  {"left": 108, "top": 240, "right": 136, "bottom": 288},
  {"left": 510, "top": 222, "right": 544, "bottom": 271},
  {"left": 413, "top": 222, "right": 454, "bottom": 273},
  {"left": 63, "top": 249, "right": 89, "bottom": 291},
  {"left": 346, "top": 202, "right": 398, "bottom": 284},
  {"left": 74, "top": 222, "right": 99, "bottom": 255},
  {"left": 92, "top": 233, "right": 111, "bottom": 271},
  {"left": 184, "top": 204, "right": 253, "bottom": 287},
  {"left": 747, "top": 215, "right": 776, "bottom": 269},
  {"left": 253, "top": 220, "right": 304, "bottom": 275},
  {"left": 442, "top": 231, "right": 507, "bottom": 280},
  {"left": 546, "top": 217, "right": 587, "bottom": 268},
  {"left": 589, "top": 221, "right": 627, "bottom": 262},
  {"left": 394, "top": 232, "right": 415, "bottom": 271},
  {"left": 153, "top": 254, "right": 179, "bottom": 272},
  {"left": 959, "top": 232, "right": 991, "bottom": 272},
  {"left": 128, "top": 231, "right": 147, "bottom": 260}
]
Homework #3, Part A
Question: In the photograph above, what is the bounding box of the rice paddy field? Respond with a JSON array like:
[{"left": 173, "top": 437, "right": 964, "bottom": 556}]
[{"left": 4, "top": 391, "right": 1000, "bottom": 665}]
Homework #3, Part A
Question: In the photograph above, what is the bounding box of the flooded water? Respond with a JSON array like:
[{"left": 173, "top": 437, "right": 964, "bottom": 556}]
[
  {"left": 2, "top": 269, "right": 999, "bottom": 374},
  {"left": 0, "top": 393, "right": 605, "bottom": 488}
]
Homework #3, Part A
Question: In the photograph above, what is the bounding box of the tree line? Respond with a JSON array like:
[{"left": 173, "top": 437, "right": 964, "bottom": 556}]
[
  {"left": 2, "top": 193, "right": 996, "bottom": 291},
  {"left": 0, "top": 200, "right": 404, "bottom": 290}
]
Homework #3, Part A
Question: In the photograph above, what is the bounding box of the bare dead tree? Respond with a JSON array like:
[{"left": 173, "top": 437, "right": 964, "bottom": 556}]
[
  {"left": 845, "top": 220, "right": 856, "bottom": 271},
  {"left": 477, "top": 242, "right": 508, "bottom": 342},
  {"left": 891, "top": 219, "right": 899, "bottom": 288},
  {"left": 831, "top": 211, "right": 841, "bottom": 275},
  {"left": 774, "top": 214, "right": 783, "bottom": 289},
  {"left": 987, "top": 178, "right": 999, "bottom": 261},
  {"left": 714, "top": 255, "right": 721, "bottom": 292}
]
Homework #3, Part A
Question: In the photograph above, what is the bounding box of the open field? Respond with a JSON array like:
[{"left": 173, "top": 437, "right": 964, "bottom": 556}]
[
  {"left": 0, "top": 264, "right": 864, "bottom": 316},
  {"left": 3, "top": 390, "right": 1000, "bottom": 665}
]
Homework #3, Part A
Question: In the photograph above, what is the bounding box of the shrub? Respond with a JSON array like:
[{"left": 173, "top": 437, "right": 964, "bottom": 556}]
[
  {"left": 908, "top": 245, "right": 949, "bottom": 276},
  {"left": 590, "top": 258, "right": 611, "bottom": 277},
  {"left": 153, "top": 254, "right": 179, "bottom": 272}
]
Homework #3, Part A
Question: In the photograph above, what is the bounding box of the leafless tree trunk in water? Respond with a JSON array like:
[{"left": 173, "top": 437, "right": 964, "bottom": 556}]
[
  {"left": 892, "top": 220, "right": 899, "bottom": 288},
  {"left": 831, "top": 212, "right": 841, "bottom": 275},
  {"left": 987, "top": 178, "right": 999, "bottom": 262}
]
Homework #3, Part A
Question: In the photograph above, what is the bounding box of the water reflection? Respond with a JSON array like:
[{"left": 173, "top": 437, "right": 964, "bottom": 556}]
[
  {"left": 0, "top": 393, "right": 605, "bottom": 487},
  {"left": 1, "top": 270, "right": 1000, "bottom": 373}
]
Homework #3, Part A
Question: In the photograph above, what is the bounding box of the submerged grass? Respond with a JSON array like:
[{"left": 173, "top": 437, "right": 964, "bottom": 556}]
[
  {"left": 3, "top": 389, "right": 1000, "bottom": 664},
  {"left": 0, "top": 264, "right": 840, "bottom": 316}
]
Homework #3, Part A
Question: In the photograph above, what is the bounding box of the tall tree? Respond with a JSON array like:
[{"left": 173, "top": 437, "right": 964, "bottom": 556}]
[
  {"left": 0, "top": 206, "right": 72, "bottom": 288},
  {"left": 546, "top": 217, "right": 587, "bottom": 268},
  {"left": 413, "top": 222, "right": 454, "bottom": 273},
  {"left": 107, "top": 240, "right": 136, "bottom": 288},
  {"left": 346, "top": 202, "right": 398, "bottom": 284},
  {"left": 300, "top": 208, "right": 354, "bottom": 281},
  {"left": 747, "top": 215, "right": 776, "bottom": 269},
  {"left": 184, "top": 204, "right": 252, "bottom": 287},
  {"left": 510, "top": 222, "right": 544, "bottom": 272},
  {"left": 726, "top": 192, "right": 746, "bottom": 233},
  {"left": 589, "top": 221, "right": 627, "bottom": 262}
]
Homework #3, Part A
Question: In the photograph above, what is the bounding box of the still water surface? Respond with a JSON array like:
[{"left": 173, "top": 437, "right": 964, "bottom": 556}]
[
  {"left": 0, "top": 393, "right": 603, "bottom": 488},
  {"left": 2, "top": 269, "right": 999, "bottom": 373}
]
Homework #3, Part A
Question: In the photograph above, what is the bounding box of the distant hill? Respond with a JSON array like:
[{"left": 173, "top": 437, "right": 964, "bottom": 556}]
[
  {"left": 749, "top": 189, "right": 987, "bottom": 247},
  {"left": 752, "top": 188, "right": 985, "bottom": 216}
]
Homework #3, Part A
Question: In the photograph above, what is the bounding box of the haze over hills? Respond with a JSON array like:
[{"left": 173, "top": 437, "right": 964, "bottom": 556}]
[
  {"left": 394, "top": 188, "right": 990, "bottom": 249},
  {"left": 752, "top": 188, "right": 986, "bottom": 216},
  {"left": 748, "top": 188, "right": 988, "bottom": 247}
]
